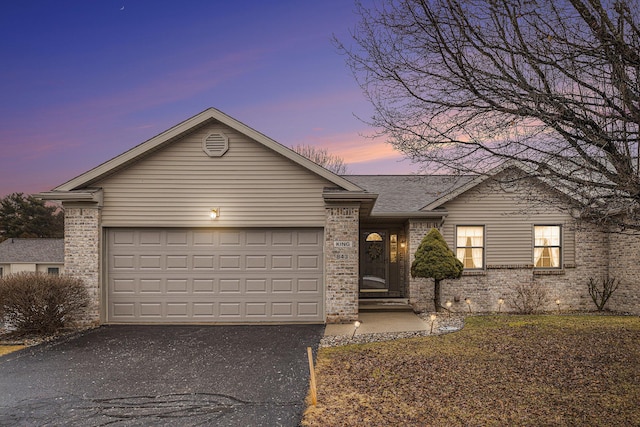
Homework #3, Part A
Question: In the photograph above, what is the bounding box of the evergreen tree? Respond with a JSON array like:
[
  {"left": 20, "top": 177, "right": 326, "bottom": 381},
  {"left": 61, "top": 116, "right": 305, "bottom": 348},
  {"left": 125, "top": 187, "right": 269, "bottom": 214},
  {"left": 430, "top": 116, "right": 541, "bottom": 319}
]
[
  {"left": 411, "top": 228, "right": 463, "bottom": 312},
  {"left": 0, "top": 193, "right": 64, "bottom": 241}
]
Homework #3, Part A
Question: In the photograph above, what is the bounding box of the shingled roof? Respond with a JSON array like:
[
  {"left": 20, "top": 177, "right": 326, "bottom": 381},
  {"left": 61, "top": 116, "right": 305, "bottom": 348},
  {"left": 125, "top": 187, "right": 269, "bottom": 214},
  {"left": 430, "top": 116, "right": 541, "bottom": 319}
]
[
  {"left": 0, "top": 238, "right": 64, "bottom": 264},
  {"left": 342, "top": 175, "right": 474, "bottom": 214}
]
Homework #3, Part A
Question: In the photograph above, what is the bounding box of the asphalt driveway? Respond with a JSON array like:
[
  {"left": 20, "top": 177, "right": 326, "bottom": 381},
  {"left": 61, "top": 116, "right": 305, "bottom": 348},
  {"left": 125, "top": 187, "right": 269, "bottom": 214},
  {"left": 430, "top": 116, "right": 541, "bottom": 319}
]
[{"left": 0, "top": 324, "right": 324, "bottom": 426}]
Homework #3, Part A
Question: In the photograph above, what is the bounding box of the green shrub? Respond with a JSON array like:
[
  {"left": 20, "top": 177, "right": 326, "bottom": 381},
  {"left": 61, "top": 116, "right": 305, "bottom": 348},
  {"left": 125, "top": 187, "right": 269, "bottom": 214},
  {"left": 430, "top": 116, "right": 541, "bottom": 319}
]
[
  {"left": 411, "top": 228, "right": 463, "bottom": 311},
  {"left": 0, "top": 272, "right": 89, "bottom": 335}
]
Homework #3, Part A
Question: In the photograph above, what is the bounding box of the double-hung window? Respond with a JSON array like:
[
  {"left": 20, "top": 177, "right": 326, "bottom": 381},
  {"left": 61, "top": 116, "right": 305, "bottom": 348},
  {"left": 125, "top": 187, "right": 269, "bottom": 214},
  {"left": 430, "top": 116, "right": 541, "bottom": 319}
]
[
  {"left": 534, "top": 225, "right": 561, "bottom": 268},
  {"left": 456, "top": 226, "right": 484, "bottom": 269}
]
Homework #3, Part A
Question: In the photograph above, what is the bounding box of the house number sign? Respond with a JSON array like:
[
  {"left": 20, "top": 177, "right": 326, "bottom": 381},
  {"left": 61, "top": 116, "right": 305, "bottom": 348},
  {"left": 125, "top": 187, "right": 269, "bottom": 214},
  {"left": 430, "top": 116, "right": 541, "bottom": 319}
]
[{"left": 334, "top": 241, "right": 353, "bottom": 248}]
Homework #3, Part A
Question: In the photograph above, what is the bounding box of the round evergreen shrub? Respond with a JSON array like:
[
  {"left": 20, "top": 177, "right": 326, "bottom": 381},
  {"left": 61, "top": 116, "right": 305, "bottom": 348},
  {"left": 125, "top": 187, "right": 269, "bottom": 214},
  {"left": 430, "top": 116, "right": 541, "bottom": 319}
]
[
  {"left": 411, "top": 228, "right": 464, "bottom": 311},
  {"left": 0, "top": 272, "right": 89, "bottom": 336}
]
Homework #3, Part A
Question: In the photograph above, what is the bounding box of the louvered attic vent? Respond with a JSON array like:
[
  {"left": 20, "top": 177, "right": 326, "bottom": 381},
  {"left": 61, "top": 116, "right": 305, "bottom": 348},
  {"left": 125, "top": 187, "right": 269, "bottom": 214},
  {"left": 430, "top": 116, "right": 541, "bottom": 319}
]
[{"left": 202, "top": 132, "right": 229, "bottom": 157}]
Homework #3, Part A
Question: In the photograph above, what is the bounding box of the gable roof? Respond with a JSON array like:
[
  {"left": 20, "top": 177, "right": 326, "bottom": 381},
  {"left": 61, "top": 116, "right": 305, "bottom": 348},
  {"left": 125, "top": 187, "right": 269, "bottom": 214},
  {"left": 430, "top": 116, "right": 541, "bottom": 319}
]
[
  {"left": 420, "top": 161, "right": 535, "bottom": 211},
  {"left": 52, "top": 108, "right": 363, "bottom": 193},
  {"left": 344, "top": 175, "right": 474, "bottom": 214},
  {"left": 0, "top": 238, "right": 64, "bottom": 264}
]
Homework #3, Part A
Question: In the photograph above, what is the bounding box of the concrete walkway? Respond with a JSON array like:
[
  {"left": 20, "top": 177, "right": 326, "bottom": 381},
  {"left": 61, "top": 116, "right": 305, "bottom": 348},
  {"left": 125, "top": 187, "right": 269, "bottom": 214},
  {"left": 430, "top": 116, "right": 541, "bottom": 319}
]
[{"left": 324, "top": 311, "right": 429, "bottom": 336}]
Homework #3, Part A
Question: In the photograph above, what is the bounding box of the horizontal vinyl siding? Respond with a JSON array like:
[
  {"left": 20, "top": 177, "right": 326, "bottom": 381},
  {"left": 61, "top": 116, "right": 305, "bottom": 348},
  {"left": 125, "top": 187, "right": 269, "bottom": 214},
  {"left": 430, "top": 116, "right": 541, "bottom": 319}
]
[
  {"left": 441, "top": 179, "right": 576, "bottom": 266},
  {"left": 95, "top": 123, "right": 333, "bottom": 227}
]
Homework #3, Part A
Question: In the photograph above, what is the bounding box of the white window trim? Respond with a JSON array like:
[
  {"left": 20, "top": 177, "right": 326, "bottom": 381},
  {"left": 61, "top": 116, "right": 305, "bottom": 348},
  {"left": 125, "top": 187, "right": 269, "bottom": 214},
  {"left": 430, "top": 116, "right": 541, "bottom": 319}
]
[
  {"left": 533, "top": 224, "right": 562, "bottom": 269},
  {"left": 455, "top": 225, "right": 485, "bottom": 270}
]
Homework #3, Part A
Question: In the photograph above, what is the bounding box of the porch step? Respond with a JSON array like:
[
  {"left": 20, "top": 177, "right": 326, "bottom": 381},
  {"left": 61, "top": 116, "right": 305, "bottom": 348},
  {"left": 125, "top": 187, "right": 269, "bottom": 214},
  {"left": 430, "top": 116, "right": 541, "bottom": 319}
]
[{"left": 359, "top": 298, "right": 413, "bottom": 312}]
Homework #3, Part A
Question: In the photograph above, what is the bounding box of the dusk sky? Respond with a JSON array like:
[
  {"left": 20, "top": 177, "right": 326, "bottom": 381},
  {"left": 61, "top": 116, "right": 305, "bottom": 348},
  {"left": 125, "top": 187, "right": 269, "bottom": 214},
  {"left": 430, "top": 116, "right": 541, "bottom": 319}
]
[{"left": 0, "top": 0, "right": 418, "bottom": 198}]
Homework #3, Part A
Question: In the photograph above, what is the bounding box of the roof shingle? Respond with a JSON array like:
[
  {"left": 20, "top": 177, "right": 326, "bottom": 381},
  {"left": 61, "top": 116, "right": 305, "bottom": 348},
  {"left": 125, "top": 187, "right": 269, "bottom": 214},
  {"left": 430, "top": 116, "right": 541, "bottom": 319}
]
[
  {"left": 0, "top": 238, "right": 64, "bottom": 264},
  {"left": 342, "top": 175, "right": 474, "bottom": 213}
]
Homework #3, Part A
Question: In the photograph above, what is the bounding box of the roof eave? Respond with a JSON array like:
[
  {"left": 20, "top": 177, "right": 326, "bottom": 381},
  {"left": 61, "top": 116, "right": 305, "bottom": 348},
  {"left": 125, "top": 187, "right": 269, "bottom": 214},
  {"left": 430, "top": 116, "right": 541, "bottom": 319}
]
[
  {"left": 323, "top": 191, "right": 378, "bottom": 217},
  {"left": 368, "top": 210, "right": 448, "bottom": 219},
  {"left": 35, "top": 189, "right": 103, "bottom": 206}
]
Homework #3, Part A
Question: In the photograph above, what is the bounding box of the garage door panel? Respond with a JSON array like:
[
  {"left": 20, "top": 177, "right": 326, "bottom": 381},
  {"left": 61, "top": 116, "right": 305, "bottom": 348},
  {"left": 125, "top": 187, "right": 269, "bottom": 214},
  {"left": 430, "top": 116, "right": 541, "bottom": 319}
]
[
  {"left": 109, "top": 275, "right": 323, "bottom": 295},
  {"left": 107, "top": 228, "right": 324, "bottom": 323},
  {"left": 108, "top": 298, "right": 323, "bottom": 323}
]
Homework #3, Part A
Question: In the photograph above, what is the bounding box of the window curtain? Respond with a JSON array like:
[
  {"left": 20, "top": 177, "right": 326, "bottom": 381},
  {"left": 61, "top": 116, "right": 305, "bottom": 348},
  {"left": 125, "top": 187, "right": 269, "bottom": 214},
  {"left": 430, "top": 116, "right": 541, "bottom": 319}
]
[
  {"left": 456, "top": 227, "right": 483, "bottom": 268},
  {"left": 534, "top": 226, "right": 560, "bottom": 267}
]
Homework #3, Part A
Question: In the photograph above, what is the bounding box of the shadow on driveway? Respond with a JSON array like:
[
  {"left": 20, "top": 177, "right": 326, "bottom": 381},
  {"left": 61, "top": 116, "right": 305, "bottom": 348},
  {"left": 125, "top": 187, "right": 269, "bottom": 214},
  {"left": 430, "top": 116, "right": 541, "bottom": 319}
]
[{"left": 0, "top": 324, "right": 324, "bottom": 426}]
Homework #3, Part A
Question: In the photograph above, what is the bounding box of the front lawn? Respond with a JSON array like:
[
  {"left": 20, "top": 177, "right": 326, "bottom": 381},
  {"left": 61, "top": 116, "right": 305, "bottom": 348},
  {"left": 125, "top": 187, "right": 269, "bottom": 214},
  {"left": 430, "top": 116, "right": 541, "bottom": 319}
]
[{"left": 303, "top": 315, "right": 640, "bottom": 426}]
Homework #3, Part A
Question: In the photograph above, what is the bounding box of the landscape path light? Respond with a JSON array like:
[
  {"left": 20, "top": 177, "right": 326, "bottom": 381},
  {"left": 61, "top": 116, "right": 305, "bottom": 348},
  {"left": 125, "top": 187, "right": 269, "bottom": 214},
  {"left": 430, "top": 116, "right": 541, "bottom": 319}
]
[
  {"left": 351, "top": 320, "right": 361, "bottom": 339},
  {"left": 445, "top": 300, "right": 452, "bottom": 318},
  {"left": 429, "top": 313, "right": 437, "bottom": 334},
  {"left": 555, "top": 299, "right": 561, "bottom": 314},
  {"left": 465, "top": 298, "right": 472, "bottom": 313},
  {"left": 498, "top": 298, "right": 504, "bottom": 313}
]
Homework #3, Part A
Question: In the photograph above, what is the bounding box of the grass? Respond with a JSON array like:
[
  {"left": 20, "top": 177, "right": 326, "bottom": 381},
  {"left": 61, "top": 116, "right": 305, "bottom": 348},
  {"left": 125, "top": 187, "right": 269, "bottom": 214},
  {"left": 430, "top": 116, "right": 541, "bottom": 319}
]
[{"left": 302, "top": 315, "right": 640, "bottom": 427}]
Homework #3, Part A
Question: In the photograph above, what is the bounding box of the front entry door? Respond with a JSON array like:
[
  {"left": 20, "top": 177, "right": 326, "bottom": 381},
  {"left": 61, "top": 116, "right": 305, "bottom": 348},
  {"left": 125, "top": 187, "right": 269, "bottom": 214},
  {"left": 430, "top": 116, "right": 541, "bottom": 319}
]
[
  {"left": 361, "top": 231, "right": 388, "bottom": 293},
  {"left": 360, "top": 229, "right": 403, "bottom": 297}
]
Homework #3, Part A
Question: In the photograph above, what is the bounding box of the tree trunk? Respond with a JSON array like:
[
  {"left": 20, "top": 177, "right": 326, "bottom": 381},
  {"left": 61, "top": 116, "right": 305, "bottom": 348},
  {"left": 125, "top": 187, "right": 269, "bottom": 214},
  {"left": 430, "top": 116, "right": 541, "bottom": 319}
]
[{"left": 434, "top": 279, "right": 441, "bottom": 312}]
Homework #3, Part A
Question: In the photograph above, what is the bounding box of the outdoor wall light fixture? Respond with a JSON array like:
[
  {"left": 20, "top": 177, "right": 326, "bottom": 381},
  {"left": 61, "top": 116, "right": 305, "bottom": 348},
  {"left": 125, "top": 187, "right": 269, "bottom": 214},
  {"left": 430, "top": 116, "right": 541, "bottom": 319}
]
[
  {"left": 351, "top": 320, "right": 361, "bottom": 339},
  {"left": 210, "top": 208, "right": 220, "bottom": 219}
]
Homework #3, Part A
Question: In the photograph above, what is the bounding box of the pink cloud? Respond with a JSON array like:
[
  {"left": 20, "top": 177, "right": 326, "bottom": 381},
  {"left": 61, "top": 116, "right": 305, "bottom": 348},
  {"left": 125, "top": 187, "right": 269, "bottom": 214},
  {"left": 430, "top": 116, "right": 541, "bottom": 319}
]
[{"left": 283, "top": 126, "right": 422, "bottom": 174}]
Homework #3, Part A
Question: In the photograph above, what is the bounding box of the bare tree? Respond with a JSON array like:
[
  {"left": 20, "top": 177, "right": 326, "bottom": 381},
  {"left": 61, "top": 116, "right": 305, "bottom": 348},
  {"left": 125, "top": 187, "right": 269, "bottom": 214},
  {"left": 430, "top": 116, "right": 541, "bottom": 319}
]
[
  {"left": 341, "top": 0, "right": 640, "bottom": 230},
  {"left": 292, "top": 144, "right": 349, "bottom": 174}
]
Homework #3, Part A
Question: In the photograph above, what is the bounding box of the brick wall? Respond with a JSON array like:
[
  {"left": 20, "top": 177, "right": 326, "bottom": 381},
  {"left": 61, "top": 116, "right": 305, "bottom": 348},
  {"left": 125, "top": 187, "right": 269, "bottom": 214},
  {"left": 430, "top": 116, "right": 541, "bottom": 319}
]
[
  {"left": 408, "top": 221, "right": 614, "bottom": 314},
  {"left": 64, "top": 206, "right": 101, "bottom": 324},
  {"left": 324, "top": 206, "right": 359, "bottom": 323},
  {"left": 608, "top": 231, "right": 640, "bottom": 313}
]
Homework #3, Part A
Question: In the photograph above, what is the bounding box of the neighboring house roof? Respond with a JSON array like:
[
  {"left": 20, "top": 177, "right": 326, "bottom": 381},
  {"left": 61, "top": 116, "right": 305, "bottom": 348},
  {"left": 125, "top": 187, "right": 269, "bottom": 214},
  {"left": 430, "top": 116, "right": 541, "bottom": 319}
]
[
  {"left": 0, "top": 238, "right": 64, "bottom": 264},
  {"left": 49, "top": 108, "right": 363, "bottom": 194},
  {"left": 344, "top": 175, "right": 474, "bottom": 214}
]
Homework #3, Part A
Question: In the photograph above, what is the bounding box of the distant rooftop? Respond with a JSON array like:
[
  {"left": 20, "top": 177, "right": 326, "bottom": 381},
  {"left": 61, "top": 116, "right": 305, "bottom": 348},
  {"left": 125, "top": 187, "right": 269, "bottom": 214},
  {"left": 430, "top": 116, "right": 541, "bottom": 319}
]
[
  {"left": 342, "top": 175, "right": 474, "bottom": 213},
  {"left": 0, "top": 238, "right": 64, "bottom": 264}
]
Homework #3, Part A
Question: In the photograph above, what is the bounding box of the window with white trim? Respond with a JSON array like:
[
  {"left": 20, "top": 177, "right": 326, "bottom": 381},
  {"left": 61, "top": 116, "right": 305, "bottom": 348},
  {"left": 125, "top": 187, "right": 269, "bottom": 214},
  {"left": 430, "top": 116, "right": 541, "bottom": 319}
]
[
  {"left": 456, "top": 226, "right": 484, "bottom": 269},
  {"left": 534, "top": 225, "right": 561, "bottom": 268}
]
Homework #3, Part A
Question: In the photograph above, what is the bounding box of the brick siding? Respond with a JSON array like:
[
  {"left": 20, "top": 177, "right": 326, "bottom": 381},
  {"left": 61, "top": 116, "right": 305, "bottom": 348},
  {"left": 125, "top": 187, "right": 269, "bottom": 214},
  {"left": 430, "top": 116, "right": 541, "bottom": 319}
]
[
  {"left": 64, "top": 207, "right": 101, "bottom": 324},
  {"left": 407, "top": 221, "right": 620, "bottom": 314},
  {"left": 324, "top": 206, "right": 359, "bottom": 323}
]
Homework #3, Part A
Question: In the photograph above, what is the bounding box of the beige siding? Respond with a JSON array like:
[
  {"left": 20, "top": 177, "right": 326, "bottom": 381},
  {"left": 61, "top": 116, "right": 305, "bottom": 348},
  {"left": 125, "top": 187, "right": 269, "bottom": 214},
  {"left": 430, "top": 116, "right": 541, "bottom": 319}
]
[
  {"left": 95, "top": 122, "right": 334, "bottom": 227},
  {"left": 441, "top": 178, "right": 576, "bottom": 266}
]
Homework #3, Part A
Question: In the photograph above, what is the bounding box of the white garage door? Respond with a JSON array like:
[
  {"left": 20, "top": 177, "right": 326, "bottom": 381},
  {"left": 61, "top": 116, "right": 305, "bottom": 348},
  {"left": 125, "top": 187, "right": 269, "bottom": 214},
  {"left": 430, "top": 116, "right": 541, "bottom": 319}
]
[{"left": 106, "top": 228, "right": 324, "bottom": 323}]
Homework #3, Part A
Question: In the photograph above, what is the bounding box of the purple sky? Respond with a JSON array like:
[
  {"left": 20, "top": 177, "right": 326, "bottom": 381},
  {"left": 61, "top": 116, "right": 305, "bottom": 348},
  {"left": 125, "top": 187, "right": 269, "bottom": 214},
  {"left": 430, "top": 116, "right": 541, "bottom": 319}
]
[{"left": 0, "top": 0, "right": 418, "bottom": 198}]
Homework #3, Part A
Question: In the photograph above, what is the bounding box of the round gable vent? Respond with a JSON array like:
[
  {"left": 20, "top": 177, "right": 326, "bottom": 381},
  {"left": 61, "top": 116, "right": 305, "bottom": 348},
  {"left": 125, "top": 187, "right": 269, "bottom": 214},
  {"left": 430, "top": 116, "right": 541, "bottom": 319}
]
[{"left": 202, "top": 132, "right": 229, "bottom": 157}]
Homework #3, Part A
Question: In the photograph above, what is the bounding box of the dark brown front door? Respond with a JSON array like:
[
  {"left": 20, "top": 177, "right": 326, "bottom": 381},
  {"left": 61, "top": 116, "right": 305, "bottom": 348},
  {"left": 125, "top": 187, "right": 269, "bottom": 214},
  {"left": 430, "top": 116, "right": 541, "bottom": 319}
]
[{"left": 360, "top": 230, "right": 402, "bottom": 297}]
